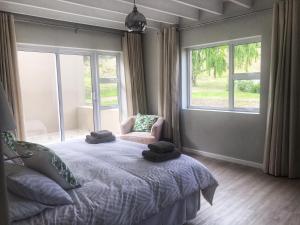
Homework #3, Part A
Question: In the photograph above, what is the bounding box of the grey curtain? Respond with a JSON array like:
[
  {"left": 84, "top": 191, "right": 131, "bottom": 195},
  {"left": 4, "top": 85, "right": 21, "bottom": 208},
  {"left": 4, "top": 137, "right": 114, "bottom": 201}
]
[
  {"left": 122, "top": 32, "right": 147, "bottom": 116},
  {"left": 158, "top": 26, "right": 181, "bottom": 147},
  {"left": 263, "top": 0, "right": 300, "bottom": 178},
  {"left": 0, "top": 13, "right": 25, "bottom": 140}
]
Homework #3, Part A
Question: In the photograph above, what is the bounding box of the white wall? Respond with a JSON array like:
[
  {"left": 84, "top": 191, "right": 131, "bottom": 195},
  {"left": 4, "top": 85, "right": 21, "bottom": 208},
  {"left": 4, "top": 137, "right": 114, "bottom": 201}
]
[
  {"left": 143, "top": 10, "right": 273, "bottom": 164},
  {"left": 180, "top": 11, "right": 272, "bottom": 164},
  {"left": 15, "top": 21, "right": 122, "bottom": 51}
]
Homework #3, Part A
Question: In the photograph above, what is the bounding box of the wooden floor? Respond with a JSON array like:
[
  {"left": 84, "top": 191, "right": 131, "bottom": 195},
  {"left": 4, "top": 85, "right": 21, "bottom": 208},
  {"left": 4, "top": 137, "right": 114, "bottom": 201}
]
[{"left": 187, "top": 155, "right": 300, "bottom": 225}]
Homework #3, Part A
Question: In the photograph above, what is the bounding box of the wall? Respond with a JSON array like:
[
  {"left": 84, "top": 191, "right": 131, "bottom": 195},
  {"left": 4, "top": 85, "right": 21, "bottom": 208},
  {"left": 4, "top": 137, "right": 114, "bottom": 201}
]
[
  {"left": 143, "top": 11, "right": 273, "bottom": 164},
  {"left": 15, "top": 21, "right": 122, "bottom": 51}
]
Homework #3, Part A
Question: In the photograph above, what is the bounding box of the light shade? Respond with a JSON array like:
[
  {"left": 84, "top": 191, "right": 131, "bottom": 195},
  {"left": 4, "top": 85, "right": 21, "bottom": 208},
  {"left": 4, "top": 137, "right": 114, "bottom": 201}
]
[
  {"left": 125, "top": 5, "right": 147, "bottom": 33},
  {"left": 0, "top": 83, "right": 16, "bottom": 132}
]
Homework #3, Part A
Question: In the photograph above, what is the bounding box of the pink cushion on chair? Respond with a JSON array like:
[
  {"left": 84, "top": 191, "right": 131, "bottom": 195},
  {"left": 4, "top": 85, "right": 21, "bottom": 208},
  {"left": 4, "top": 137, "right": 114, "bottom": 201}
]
[{"left": 119, "top": 132, "right": 156, "bottom": 145}]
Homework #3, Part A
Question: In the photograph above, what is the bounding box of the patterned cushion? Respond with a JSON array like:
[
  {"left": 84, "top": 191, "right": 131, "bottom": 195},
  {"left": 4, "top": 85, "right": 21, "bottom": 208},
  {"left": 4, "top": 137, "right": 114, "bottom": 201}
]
[
  {"left": 5, "top": 163, "right": 73, "bottom": 205},
  {"left": 8, "top": 192, "right": 51, "bottom": 222},
  {"left": 1, "top": 131, "right": 23, "bottom": 165},
  {"left": 15, "top": 141, "right": 80, "bottom": 190},
  {"left": 132, "top": 113, "right": 159, "bottom": 132}
]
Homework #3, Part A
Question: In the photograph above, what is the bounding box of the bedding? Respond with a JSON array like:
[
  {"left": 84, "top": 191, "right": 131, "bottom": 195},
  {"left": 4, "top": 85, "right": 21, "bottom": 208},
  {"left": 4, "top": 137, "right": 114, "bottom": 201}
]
[
  {"left": 5, "top": 163, "right": 73, "bottom": 206},
  {"left": 13, "top": 139, "right": 218, "bottom": 225}
]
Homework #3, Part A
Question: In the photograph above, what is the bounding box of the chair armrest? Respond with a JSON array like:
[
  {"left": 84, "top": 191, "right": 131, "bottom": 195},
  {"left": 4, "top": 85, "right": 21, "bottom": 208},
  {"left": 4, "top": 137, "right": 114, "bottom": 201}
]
[
  {"left": 120, "top": 116, "right": 136, "bottom": 134},
  {"left": 150, "top": 117, "right": 164, "bottom": 141}
]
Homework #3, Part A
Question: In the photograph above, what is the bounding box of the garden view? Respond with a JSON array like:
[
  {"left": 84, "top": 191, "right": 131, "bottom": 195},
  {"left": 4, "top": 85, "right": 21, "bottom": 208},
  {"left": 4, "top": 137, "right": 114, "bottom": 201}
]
[
  {"left": 191, "top": 42, "right": 261, "bottom": 110},
  {"left": 84, "top": 55, "right": 119, "bottom": 107}
]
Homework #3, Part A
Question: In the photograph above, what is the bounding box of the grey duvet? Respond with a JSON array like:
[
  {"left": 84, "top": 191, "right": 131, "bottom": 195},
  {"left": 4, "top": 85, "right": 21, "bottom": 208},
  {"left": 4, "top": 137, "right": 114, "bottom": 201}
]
[{"left": 13, "top": 139, "right": 218, "bottom": 225}]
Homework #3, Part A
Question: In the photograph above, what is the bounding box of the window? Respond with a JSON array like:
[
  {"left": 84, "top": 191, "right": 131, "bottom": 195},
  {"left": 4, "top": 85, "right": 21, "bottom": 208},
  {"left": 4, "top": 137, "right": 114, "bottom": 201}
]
[
  {"left": 17, "top": 46, "right": 122, "bottom": 144},
  {"left": 188, "top": 37, "right": 261, "bottom": 112},
  {"left": 98, "top": 54, "right": 121, "bottom": 133}
]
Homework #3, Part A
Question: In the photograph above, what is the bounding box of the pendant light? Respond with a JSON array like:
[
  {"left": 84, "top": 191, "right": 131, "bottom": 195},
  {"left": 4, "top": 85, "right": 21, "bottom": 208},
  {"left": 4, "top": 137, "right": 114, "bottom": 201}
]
[{"left": 125, "top": 0, "right": 147, "bottom": 33}]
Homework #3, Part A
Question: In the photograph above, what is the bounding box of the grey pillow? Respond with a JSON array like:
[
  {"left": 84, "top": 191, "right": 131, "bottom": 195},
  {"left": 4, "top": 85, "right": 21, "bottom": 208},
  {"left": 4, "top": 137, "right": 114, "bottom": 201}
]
[
  {"left": 8, "top": 192, "right": 51, "bottom": 222},
  {"left": 15, "top": 141, "right": 80, "bottom": 190},
  {"left": 1, "top": 131, "right": 23, "bottom": 165},
  {"left": 5, "top": 163, "right": 73, "bottom": 206}
]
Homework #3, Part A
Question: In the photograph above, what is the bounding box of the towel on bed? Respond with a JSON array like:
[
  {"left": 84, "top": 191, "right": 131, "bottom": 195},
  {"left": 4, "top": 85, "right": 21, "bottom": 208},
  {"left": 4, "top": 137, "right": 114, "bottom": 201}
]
[
  {"left": 148, "top": 141, "right": 176, "bottom": 154},
  {"left": 91, "top": 130, "right": 113, "bottom": 139},
  {"left": 85, "top": 135, "right": 116, "bottom": 144},
  {"left": 142, "top": 150, "right": 181, "bottom": 162}
]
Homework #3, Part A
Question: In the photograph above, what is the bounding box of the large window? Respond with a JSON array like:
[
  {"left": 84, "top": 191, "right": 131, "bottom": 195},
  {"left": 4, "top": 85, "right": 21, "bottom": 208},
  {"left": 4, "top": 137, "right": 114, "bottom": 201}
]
[
  {"left": 188, "top": 37, "right": 261, "bottom": 112},
  {"left": 18, "top": 46, "right": 122, "bottom": 144}
]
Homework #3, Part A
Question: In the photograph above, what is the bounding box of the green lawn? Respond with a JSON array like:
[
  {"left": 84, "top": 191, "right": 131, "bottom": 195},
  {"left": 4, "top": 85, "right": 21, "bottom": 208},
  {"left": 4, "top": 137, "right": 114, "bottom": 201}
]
[
  {"left": 100, "top": 83, "right": 118, "bottom": 106},
  {"left": 191, "top": 78, "right": 260, "bottom": 108},
  {"left": 84, "top": 81, "right": 118, "bottom": 107}
]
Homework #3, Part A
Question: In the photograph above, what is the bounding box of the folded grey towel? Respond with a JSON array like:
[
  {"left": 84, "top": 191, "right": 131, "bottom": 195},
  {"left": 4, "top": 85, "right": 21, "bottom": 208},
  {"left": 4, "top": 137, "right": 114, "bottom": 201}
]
[
  {"left": 148, "top": 141, "right": 176, "bottom": 154},
  {"left": 91, "top": 130, "right": 113, "bottom": 139},
  {"left": 85, "top": 135, "right": 116, "bottom": 144},
  {"left": 142, "top": 150, "right": 181, "bottom": 162}
]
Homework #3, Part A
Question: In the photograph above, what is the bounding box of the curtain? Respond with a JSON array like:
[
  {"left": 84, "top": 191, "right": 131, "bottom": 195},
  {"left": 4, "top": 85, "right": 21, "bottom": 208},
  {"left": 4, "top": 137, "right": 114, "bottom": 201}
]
[
  {"left": 263, "top": 0, "right": 300, "bottom": 178},
  {"left": 158, "top": 26, "right": 181, "bottom": 147},
  {"left": 0, "top": 13, "right": 25, "bottom": 140},
  {"left": 122, "top": 32, "right": 147, "bottom": 116}
]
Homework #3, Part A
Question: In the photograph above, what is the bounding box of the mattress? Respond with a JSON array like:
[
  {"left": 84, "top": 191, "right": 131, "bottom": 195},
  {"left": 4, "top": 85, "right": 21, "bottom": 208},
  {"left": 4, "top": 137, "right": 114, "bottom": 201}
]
[{"left": 13, "top": 139, "right": 218, "bottom": 225}]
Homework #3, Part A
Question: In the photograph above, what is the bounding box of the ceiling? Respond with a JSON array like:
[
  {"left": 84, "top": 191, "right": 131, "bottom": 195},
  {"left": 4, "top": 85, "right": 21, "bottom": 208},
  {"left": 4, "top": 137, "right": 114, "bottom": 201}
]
[{"left": 0, "top": 0, "right": 274, "bottom": 31}]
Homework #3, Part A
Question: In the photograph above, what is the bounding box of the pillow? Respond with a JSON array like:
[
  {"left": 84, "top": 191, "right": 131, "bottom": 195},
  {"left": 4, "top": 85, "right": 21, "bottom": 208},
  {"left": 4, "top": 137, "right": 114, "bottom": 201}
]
[
  {"left": 5, "top": 163, "right": 73, "bottom": 205},
  {"left": 15, "top": 141, "right": 80, "bottom": 190},
  {"left": 8, "top": 192, "right": 51, "bottom": 222},
  {"left": 1, "top": 131, "right": 23, "bottom": 165},
  {"left": 132, "top": 113, "right": 159, "bottom": 132}
]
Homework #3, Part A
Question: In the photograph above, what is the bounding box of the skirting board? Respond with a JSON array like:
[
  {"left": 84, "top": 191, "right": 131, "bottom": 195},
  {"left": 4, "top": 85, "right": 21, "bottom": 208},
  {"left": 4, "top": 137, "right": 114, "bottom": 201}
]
[{"left": 183, "top": 147, "right": 263, "bottom": 169}]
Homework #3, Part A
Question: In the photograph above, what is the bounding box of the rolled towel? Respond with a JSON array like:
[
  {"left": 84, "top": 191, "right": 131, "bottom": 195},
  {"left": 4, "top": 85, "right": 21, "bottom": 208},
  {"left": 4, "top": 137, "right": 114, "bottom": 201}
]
[
  {"left": 91, "top": 130, "right": 113, "bottom": 139},
  {"left": 142, "top": 150, "right": 181, "bottom": 162},
  {"left": 148, "top": 141, "right": 176, "bottom": 154},
  {"left": 85, "top": 135, "right": 116, "bottom": 144}
]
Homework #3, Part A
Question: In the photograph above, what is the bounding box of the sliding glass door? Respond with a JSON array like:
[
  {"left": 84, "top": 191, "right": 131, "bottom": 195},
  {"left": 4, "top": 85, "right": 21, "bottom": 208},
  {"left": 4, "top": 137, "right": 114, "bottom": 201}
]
[
  {"left": 98, "top": 54, "right": 121, "bottom": 134},
  {"left": 17, "top": 47, "right": 122, "bottom": 144},
  {"left": 60, "top": 54, "right": 94, "bottom": 141},
  {"left": 18, "top": 51, "right": 61, "bottom": 144}
]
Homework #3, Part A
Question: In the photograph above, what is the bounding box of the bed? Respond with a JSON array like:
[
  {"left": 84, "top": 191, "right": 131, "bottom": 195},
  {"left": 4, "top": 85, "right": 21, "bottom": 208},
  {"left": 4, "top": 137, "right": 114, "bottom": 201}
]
[{"left": 13, "top": 139, "right": 218, "bottom": 225}]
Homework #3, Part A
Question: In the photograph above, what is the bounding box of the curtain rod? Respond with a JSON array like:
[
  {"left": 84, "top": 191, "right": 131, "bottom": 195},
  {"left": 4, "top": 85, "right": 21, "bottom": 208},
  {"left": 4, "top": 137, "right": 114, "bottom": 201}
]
[
  {"left": 12, "top": 13, "right": 124, "bottom": 36},
  {"left": 179, "top": 7, "right": 273, "bottom": 31}
]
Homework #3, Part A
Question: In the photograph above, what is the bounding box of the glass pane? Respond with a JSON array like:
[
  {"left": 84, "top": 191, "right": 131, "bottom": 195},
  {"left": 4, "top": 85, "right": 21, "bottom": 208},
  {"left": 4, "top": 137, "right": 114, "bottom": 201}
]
[
  {"left": 100, "top": 83, "right": 118, "bottom": 107},
  {"left": 99, "top": 55, "right": 117, "bottom": 78},
  {"left": 190, "top": 45, "right": 229, "bottom": 108},
  {"left": 234, "top": 42, "right": 261, "bottom": 73},
  {"left": 234, "top": 80, "right": 260, "bottom": 110},
  {"left": 60, "top": 55, "right": 94, "bottom": 140},
  {"left": 18, "top": 51, "right": 60, "bottom": 144},
  {"left": 100, "top": 109, "right": 120, "bottom": 134}
]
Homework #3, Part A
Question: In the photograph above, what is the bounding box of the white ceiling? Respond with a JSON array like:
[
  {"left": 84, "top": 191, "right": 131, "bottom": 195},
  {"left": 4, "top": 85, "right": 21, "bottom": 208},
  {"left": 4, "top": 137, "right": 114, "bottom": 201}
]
[{"left": 0, "top": 0, "right": 274, "bottom": 31}]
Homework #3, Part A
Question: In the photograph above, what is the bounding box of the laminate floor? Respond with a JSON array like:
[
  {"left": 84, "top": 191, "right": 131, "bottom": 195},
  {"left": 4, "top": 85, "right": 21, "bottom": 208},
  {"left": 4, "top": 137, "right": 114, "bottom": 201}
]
[{"left": 187, "top": 155, "right": 300, "bottom": 225}]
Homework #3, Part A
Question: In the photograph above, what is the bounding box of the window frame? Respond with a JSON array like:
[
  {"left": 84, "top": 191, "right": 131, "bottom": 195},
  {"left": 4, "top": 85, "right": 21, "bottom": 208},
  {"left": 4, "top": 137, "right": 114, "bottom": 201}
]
[
  {"left": 17, "top": 43, "right": 123, "bottom": 142},
  {"left": 186, "top": 36, "right": 262, "bottom": 113}
]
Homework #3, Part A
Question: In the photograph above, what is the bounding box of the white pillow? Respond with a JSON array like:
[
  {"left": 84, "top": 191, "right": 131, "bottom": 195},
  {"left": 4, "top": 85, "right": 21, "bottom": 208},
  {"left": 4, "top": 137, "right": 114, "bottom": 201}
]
[{"left": 15, "top": 141, "right": 80, "bottom": 190}]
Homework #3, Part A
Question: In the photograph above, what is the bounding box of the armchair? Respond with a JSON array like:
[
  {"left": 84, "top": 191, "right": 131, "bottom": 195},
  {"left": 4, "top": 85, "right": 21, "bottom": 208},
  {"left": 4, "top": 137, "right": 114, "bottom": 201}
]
[{"left": 119, "top": 116, "right": 164, "bottom": 145}]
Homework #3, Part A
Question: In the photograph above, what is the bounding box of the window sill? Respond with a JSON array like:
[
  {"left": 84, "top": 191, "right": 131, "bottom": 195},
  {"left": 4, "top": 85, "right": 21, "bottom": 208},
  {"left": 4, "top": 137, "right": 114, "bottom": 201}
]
[{"left": 184, "top": 107, "right": 260, "bottom": 115}]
